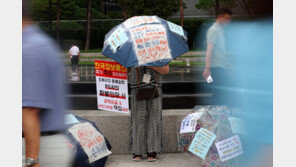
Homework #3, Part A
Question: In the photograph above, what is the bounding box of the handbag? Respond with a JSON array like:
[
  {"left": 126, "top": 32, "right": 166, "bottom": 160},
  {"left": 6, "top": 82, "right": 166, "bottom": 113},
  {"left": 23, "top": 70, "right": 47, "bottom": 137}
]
[{"left": 135, "top": 67, "right": 159, "bottom": 100}]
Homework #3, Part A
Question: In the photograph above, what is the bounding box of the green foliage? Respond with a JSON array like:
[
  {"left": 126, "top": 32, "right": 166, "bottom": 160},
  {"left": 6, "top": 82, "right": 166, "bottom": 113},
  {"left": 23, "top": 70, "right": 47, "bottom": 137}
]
[
  {"left": 118, "top": 0, "right": 180, "bottom": 18},
  {"left": 37, "top": 19, "right": 212, "bottom": 50},
  {"left": 31, "top": 0, "right": 52, "bottom": 21},
  {"left": 195, "top": 0, "right": 237, "bottom": 16},
  {"left": 107, "top": 11, "right": 124, "bottom": 19},
  {"left": 31, "top": 0, "right": 105, "bottom": 21}
]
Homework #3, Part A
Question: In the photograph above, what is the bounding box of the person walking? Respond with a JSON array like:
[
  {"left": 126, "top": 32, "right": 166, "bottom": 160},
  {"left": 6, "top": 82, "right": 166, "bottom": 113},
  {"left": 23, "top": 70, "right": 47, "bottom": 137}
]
[
  {"left": 128, "top": 65, "right": 169, "bottom": 162},
  {"left": 68, "top": 44, "right": 80, "bottom": 75},
  {"left": 226, "top": 0, "right": 273, "bottom": 166},
  {"left": 22, "top": 1, "right": 73, "bottom": 166},
  {"left": 202, "top": 7, "right": 233, "bottom": 105}
]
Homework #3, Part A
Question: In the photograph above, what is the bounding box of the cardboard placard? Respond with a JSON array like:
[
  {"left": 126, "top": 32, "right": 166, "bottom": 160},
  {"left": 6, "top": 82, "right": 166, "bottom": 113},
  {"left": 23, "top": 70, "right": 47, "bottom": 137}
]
[
  {"left": 95, "top": 60, "right": 129, "bottom": 114},
  {"left": 188, "top": 128, "right": 217, "bottom": 159},
  {"left": 215, "top": 135, "right": 244, "bottom": 161}
]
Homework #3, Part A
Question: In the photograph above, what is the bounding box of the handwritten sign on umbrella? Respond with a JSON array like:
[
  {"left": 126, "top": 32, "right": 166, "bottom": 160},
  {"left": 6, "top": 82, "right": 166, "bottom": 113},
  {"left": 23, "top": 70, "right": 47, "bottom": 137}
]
[
  {"left": 129, "top": 24, "right": 172, "bottom": 65},
  {"left": 123, "top": 16, "right": 160, "bottom": 29},
  {"left": 102, "top": 15, "right": 189, "bottom": 67},
  {"left": 107, "top": 26, "right": 129, "bottom": 52},
  {"left": 68, "top": 122, "right": 112, "bottom": 163}
]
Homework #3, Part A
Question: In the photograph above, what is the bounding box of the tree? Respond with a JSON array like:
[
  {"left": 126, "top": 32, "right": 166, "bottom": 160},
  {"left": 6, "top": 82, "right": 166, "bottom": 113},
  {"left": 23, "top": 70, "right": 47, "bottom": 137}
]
[
  {"left": 195, "top": 0, "right": 237, "bottom": 16},
  {"left": 49, "top": 0, "right": 53, "bottom": 35},
  {"left": 56, "top": 0, "right": 61, "bottom": 43},
  {"left": 236, "top": 0, "right": 253, "bottom": 18},
  {"left": 85, "top": 0, "right": 93, "bottom": 50},
  {"left": 31, "top": 0, "right": 103, "bottom": 21},
  {"left": 118, "top": 0, "right": 180, "bottom": 19},
  {"left": 180, "top": 0, "right": 184, "bottom": 27}
]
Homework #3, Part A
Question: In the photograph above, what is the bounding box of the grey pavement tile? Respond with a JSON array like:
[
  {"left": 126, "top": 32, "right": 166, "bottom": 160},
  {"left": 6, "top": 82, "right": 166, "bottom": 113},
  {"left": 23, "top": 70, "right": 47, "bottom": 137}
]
[
  {"left": 105, "top": 153, "right": 201, "bottom": 167},
  {"left": 105, "top": 155, "right": 125, "bottom": 167},
  {"left": 157, "top": 153, "right": 200, "bottom": 167},
  {"left": 105, "top": 154, "right": 166, "bottom": 167}
]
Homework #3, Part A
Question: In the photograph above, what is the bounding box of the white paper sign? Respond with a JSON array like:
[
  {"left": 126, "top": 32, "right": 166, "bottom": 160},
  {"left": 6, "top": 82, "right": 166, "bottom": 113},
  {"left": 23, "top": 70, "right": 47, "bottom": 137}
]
[
  {"left": 129, "top": 24, "right": 172, "bottom": 65},
  {"left": 107, "top": 26, "right": 129, "bottom": 52},
  {"left": 229, "top": 117, "right": 247, "bottom": 135},
  {"left": 180, "top": 112, "right": 204, "bottom": 134},
  {"left": 142, "top": 74, "right": 151, "bottom": 83},
  {"left": 167, "top": 21, "right": 185, "bottom": 37},
  {"left": 215, "top": 135, "right": 243, "bottom": 162},
  {"left": 188, "top": 128, "right": 217, "bottom": 159},
  {"left": 124, "top": 16, "right": 160, "bottom": 29},
  {"left": 69, "top": 122, "right": 112, "bottom": 163},
  {"left": 95, "top": 60, "right": 129, "bottom": 114}
]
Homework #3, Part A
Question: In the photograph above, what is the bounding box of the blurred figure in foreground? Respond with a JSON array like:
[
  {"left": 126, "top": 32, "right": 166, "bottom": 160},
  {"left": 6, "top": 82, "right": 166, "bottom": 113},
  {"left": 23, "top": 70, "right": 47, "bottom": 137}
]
[
  {"left": 203, "top": 7, "right": 233, "bottom": 106},
  {"left": 226, "top": 0, "right": 273, "bottom": 166},
  {"left": 22, "top": 1, "right": 73, "bottom": 166}
]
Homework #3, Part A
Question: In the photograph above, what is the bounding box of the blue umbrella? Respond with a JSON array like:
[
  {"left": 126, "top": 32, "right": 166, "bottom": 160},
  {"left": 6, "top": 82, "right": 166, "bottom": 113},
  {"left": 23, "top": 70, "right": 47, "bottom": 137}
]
[
  {"left": 102, "top": 15, "right": 189, "bottom": 67},
  {"left": 64, "top": 114, "right": 112, "bottom": 167}
]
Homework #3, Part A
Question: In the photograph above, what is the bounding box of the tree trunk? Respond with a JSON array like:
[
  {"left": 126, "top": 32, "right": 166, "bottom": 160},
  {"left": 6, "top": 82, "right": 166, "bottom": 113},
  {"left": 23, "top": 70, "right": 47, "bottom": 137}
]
[
  {"left": 215, "top": 0, "right": 220, "bottom": 17},
  {"left": 85, "top": 0, "right": 93, "bottom": 50},
  {"left": 236, "top": 0, "right": 253, "bottom": 18},
  {"left": 48, "top": 0, "right": 52, "bottom": 36},
  {"left": 56, "top": 0, "right": 61, "bottom": 44},
  {"left": 122, "top": 11, "right": 128, "bottom": 20},
  {"left": 180, "top": 0, "right": 184, "bottom": 27}
]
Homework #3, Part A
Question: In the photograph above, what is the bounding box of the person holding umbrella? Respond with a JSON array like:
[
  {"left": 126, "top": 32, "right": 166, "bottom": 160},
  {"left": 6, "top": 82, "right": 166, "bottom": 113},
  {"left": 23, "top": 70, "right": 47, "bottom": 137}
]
[
  {"left": 102, "top": 15, "right": 189, "bottom": 162},
  {"left": 128, "top": 65, "right": 169, "bottom": 162}
]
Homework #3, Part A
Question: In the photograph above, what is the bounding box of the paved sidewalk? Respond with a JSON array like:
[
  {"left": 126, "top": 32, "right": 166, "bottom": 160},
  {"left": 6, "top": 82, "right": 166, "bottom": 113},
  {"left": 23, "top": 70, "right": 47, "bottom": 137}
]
[{"left": 105, "top": 153, "right": 202, "bottom": 167}]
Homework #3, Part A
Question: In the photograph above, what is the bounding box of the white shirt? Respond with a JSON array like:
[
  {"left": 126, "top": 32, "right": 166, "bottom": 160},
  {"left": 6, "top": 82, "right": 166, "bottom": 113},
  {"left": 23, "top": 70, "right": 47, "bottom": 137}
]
[{"left": 69, "top": 46, "right": 80, "bottom": 56}]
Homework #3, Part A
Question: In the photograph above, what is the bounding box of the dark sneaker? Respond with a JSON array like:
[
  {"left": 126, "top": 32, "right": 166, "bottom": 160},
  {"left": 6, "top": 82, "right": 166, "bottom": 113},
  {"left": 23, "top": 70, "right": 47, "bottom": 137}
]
[
  {"left": 132, "top": 154, "right": 142, "bottom": 162},
  {"left": 147, "top": 152, "right": 157, "bottom": 162}
]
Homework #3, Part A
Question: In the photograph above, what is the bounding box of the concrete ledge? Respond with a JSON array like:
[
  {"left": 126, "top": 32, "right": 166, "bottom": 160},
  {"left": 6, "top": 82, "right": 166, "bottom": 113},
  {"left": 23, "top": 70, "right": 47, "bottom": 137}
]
[{"left": 69, "top": 109, "right": 193, "bottom": 154}]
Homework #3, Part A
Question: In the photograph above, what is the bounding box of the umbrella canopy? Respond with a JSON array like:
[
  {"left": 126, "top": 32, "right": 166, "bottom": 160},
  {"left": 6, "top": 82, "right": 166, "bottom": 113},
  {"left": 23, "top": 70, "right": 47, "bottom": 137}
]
[
  {"left": 64, "top": 114, "right": 112, "bottom": 167},
  {"left": 102, "top": 15, "right": 189, "bottom": 67}
]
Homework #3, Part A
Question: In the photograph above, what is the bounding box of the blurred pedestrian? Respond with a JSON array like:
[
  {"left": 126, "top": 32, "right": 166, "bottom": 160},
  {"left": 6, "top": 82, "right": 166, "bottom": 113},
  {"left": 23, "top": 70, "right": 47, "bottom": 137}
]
[
  {"left": 202, "top": 7, "right": 233, "bottom": 105},
  {"left": 226, "top": 0, "right": 273, "bottom": 166},
  {"left": 22, "top": 1, "right": 73, "bottom": 166},
  {"left": 128, "top": 65, "right": 169, "bottom": 162},
  {"left": 68, "top": 44, "right": 80, "bottom": 75}
]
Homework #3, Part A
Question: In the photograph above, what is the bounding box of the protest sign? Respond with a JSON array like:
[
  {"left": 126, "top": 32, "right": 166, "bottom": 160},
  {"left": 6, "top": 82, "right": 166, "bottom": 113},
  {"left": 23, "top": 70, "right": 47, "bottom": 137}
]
[
  {"left": 69, "top": 122, "right": 112, "bottom": 163},
  {"left": 229, "top": 117, "right": 247, "bottom": 135},
  {"left": 123, "top": 16, "right": 160, "bottom": 29},
  {"left": 215, "top": 135, "right": 243, "bottom": 162},
  {"left": 107, "top": 26, "right": 129, "bottom": 52},
  {"left": 180, "top": 111, "right": 204, "bottom": 134},
  {"left": 95, "top": 60, "right": 129, "bottom": 114},
  {"left": 129, "top": 24, "right": 172, "bottom": 65},
  {"left": 188, "top": 128, "right": 217, "bottom": 159},
  {"left": 167, "top": 21, "right": 185, "bottom": 37}
]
